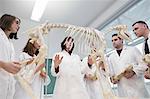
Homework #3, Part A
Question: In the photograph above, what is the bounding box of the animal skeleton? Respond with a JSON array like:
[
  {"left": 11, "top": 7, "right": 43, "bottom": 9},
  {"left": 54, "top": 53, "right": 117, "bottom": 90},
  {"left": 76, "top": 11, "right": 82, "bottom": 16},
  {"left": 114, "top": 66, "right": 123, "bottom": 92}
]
[
  {"left": 109, "top": 25, "right": 131, "bottom": 41},
  {"left": 14, "top": 59, "right": 38, "bottom": 99},
  {"left": 17, "top": 22, "right": 137, "bottom": 99},
  {"left": 18, "top": 22, "right": 106, "bottom": 98},
  {"left": 89, "top": 49, "right": 134, "bottom": 99},
  {"left": 26, "top": 23, "right": 107, "bottom": 55},
  {"left": 112, "top": 65, "right": 133, "bottom": 81},
  {"left": 142, "top": 54, "right": 150, "bottom": 73},
  {"left": 55, "top": 23, "right": 105, "bottom": 50}
]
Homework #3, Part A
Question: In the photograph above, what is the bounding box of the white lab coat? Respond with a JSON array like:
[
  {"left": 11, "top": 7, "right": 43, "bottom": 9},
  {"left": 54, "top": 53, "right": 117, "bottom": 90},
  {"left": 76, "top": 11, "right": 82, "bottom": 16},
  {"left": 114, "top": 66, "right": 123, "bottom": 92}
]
[
  {"left": 82, "top": 56, "right": 118, "bottom": 99},
  {"left": 14, "top": 52, "right": 44, "bottom": 99},
  {"left": 108, "top": 46, "right": 149, "bottom": 98},
  {"left": 0, "top": 28, "right": 16, "bottom": 99},
  {"left": 51, "top": 50, "right": 90, "bottom": 99},
  {"left": 82, "top": 57, "right": 105, "bottom": 99}
]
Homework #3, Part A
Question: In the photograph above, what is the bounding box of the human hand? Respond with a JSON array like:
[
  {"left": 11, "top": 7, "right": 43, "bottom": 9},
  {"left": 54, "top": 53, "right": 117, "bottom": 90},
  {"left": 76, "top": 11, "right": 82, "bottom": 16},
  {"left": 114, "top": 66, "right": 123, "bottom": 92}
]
[
  {"left": 26, "top": 58, "right": 34, "bottom": 65},
  {"left": 88, "top": 55, "right": 93, "bottom": 66},
  {"left": 34, "top": 63, "right": 45, "bottom": 74},
  {"left": 124, "top": 70, "right": 135, "bottom": 79},
  {"left": 54, "top": 54, "right": 63, "bottom": 68},
  {"left": 98, "top": 60, "right": 105, "bottom": 71},
  {"left": 85, "top": 74, "right": 94, "bottom": 80},
  {"left": 40, "top": 71, "right": 47, "bottom": 79},
  {"left": 144, "top": 70, "right": 150, "bottom": 79},
  {"left": 147, "top": 64, "right": 150, "bottom": 68},
  {"left": 110, "top": 76, "right": 120, "bottom": 84},
  {"left": 1, "top": 61, "right": 21, "bottom": 74}
]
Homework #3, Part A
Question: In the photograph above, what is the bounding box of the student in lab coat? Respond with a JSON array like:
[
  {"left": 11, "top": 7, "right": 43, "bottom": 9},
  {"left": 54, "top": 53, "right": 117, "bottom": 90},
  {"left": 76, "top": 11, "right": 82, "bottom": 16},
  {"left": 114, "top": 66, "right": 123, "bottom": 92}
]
[
  {"left": 14, "top": 38, "right": 46, "bottom": 99},
  {"left": 132, "top": 21, "right": 150, "bottom": 79},
  {"left": 0, "top": 14, "right": 21, "bottom": 99},
  {"left": 82, "top": 55, "right": 113, "bottom": 99},
  {"left": 108, "top": 33, "right": 149, "bottom": 98},
  {"left": 51, "top": 36, "right": 90, "bottom": 99}
]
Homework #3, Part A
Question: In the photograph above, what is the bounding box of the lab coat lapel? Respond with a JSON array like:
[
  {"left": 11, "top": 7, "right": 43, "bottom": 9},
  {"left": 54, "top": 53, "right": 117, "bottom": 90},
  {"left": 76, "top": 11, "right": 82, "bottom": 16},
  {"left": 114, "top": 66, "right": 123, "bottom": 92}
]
[
  {"left": 119, "top": 46, "right": 127, "bottom": 59},
  {"left": 0, "top": 29, "right": 12, "bottom": 61}
]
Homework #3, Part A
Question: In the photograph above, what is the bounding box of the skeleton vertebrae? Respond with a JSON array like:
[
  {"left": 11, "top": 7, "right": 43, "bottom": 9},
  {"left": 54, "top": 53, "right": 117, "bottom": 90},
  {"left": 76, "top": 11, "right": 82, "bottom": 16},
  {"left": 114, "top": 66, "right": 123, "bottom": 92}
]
[{"left": 109, "top": 25, "right": 131, "bottom": 41}]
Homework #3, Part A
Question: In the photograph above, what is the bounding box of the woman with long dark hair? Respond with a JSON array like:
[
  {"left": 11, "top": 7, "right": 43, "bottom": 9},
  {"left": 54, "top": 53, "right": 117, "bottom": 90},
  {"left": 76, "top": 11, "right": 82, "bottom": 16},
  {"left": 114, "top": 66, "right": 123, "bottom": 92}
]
[{"left": 51, "top": 36, "right": 90, "bottom": 99}]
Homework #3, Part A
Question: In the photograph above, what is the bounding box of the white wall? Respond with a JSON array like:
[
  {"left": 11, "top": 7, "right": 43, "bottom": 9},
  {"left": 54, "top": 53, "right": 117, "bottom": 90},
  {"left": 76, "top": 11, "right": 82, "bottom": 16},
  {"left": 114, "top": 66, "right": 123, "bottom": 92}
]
[{"left": 44, "top": 96, "right": 52, "bottom": 99}]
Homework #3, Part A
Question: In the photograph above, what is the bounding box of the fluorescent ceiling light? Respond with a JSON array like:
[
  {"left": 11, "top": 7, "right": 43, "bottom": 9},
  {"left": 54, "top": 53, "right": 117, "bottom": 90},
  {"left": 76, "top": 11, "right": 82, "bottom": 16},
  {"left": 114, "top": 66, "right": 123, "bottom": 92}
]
[{"left": 31, "top": 0, "right": 48, "bottom": 21}]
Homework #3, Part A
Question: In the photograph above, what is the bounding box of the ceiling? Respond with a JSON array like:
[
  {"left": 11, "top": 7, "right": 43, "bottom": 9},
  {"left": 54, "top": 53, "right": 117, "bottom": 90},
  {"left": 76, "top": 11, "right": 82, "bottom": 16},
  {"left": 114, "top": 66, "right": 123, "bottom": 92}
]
[
  {"left": 0, "top": 0, "right": 140, "bottom": 58},
  {"left": 0, "top": 0, "right": 117, "bottom": 26}
]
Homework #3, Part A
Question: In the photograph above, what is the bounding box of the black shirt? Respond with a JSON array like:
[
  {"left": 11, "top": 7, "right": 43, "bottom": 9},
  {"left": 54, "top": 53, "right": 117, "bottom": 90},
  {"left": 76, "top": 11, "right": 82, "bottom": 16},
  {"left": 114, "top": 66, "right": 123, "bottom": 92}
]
[
  {"left": 144, "top": 38, "right": 149, "bottom": 54},
  {"left": 116, "top": 49, "right": 122, "bottom": 56}
]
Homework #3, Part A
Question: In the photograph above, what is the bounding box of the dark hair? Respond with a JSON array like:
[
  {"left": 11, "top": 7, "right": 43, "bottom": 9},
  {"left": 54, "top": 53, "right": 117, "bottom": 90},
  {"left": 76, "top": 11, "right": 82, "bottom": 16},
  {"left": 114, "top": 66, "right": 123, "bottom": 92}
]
[
  {"left": 35, "top": 50, "right": 39, "bottom": 56},
  {"left": 9, "top": 33, "right": 18, "bottom": 39},
  {"left": 132, "top": 21, "right": 149, "bottom": 29},
  {"left": 9, "top": 18, "right": 21, "bottom": 40},
  {"left": 0, "top": 14, "right": 16, "bottom": 31},
  {"left": 61, "top": 36, "right": 74, "bottom": 55},
  {"left": 112, "top": 33, "right": 122, "bottom": 40},
  {"left": 23, "top": 39, "right": 38, "bottom": 57}
]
